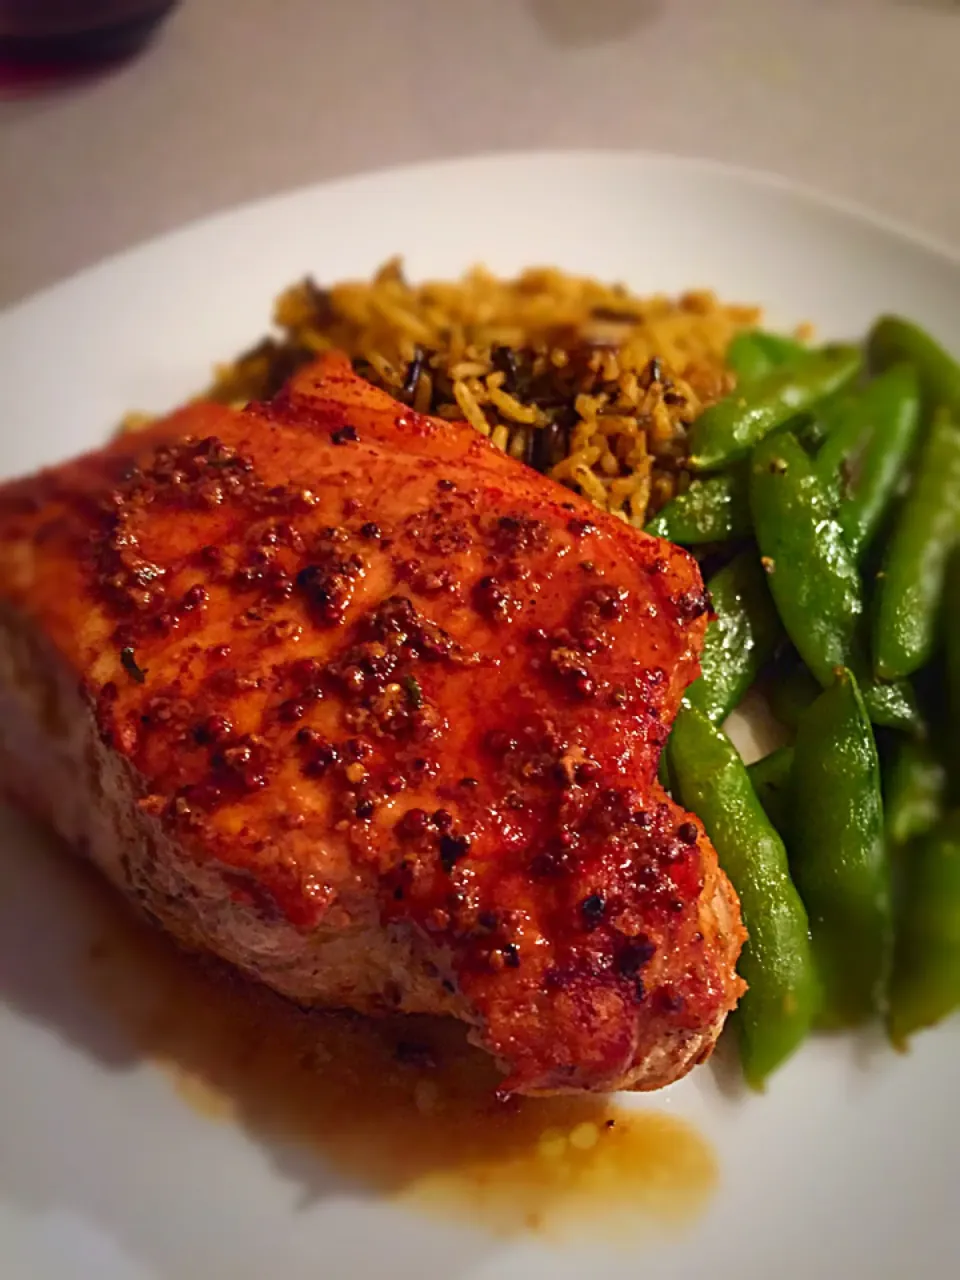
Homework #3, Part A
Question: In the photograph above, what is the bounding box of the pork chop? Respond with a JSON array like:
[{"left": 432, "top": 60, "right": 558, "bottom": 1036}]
[{"left": 0, "top": 353, "right": 745, "bottom": 1094}]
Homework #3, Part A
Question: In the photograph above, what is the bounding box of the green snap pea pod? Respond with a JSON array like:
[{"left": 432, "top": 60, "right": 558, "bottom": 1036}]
[
  {"left": 790, "top": 669, "right": 890, "bottom": 1027},
  {"left": 748, "top": 745, "right": 794, "bottom": 834},
  {"left": 688, "top": 344, "right": 861, "bottom": 472},
  {"left": 750, "top": 432, "right": 861, "bottom": 682},
  {"left": 794, "top": 388, "right": 860, "bottom": 453},
  {"left": 795, "top": 414, "right": 836, "bottom": 455},
  {"left": 750, "top": 431, "right": 918, "bottom": 732},
  {"left": 884, "top": 734, "right": 946, "bottom": 911},
  {"left": 767, "top": 652, "right": 820, "bottom": 733},
  {"left": 885, "top": 738, "right": 946, "bottom": 849},
  {"left": 805, "top": 391, "right": 857, "bottom": 453},
  {"left": 816, "top": 364, "right": 922, "bottom": 560},
  {"left": 685, "top": 549, "right": 784, "bottom": 724},
  {"left": 888, "top": 810, "right": 960, "bottom": 1046},
  {"left": 867, "top": 315, "right": 960, "bottom": 419},
  {"left": 726, "top": 330, "right": 808, "bottom": 383},
  {"left": 873, "top": 410, "right": 960, "bottom": 681},
  {"left": 861, "top": 680, "right": 921, "bottom": 734},
  {"left": 644, "top": 467, "right": 751, "bottom": 544},
  {"left": 668, "top": 706, "right": 818, "bottom": 1089},
  {"left": 726, "top": 333, "right": 775, "bottom": 384}
]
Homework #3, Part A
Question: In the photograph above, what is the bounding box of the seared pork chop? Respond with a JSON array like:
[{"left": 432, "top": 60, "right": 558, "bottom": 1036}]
[{"left": 0, "top": 353, "right": 744, "bottom": 1094}]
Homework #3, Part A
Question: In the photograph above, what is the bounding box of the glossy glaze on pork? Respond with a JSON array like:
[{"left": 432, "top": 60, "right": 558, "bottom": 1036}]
[{"left": 0, "top": 354, "right": 744, "bottom": 1094}]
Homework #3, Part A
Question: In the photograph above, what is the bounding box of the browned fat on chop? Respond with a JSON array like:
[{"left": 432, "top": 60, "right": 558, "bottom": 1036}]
[{"left": 0, "top": 353, "right": 744, "bottom": 1095}]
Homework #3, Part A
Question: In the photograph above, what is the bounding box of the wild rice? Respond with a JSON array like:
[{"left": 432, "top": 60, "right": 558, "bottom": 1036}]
[{"left": 195, "top": 260, "right": 761, "bottom": 526}]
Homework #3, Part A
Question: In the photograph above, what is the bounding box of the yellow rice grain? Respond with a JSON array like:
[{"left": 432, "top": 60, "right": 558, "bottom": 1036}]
[
  {"left": 453, "top": 380, "right": 491, "bottom": 436},
  {"left": 490, "top": 424, "right": 511, "bottom": 453},
  {"left": 486, "top": 383, "right": 544, "bottom": 426},
  {"left": 193, "top": 260, "right": 760, "bottom": 525}
]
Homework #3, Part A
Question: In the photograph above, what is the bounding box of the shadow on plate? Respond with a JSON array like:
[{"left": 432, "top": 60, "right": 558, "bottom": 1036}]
[
  {"left": 704, "top": 1020, "right": 749, "bottom": 1103},
  {"left": 0, "top": 804, "right": 717, "bottom": 1272}
]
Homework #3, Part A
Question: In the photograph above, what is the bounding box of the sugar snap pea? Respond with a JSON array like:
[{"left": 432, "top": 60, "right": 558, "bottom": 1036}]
[
  {"left": 862, "top": 680, "right": 921, "bottom": 734},
  {"left": 767, "top": 652, "right": 820, "bottom": 733},
  {"left": 748, "top": 745, "right": 794, "bottom": 834},
  {"left": 726, "top": 333, "right": 775, "bottom": 384},
  {"left": 685, "top": 549, "right": 783, "bottom": 724},
  {"left": 795, "top": 410, "right": 839, "bottom": 454},
  {"left": 873, "top": 410, "right": 960, "bottom": 681},
  {"left": 816, "top": 363, "right": 922, "bottom": 560},
  {"left": 727, "top": 330, "right": 808, "bottom": 383},
  {"left": 867, "top": 315, "right": 960, "bottom": 419},
  {"left": 689, "top": 344, "right": 861, "bottom": 472},
  {"left": 884, "top": 738, "right": 946, "bottom": 850},
  {"left": 888, "top": 809, "right": 960, "bottom": 1046},
  {"left": 750, "top": 431, "right": 918, "bottom": 732},
  {"left": 794, "top": 385, "right": 864, "bottom": 453},
  {"left": 644, "top": 467, "right": 751, "bottom": 544},
  {"left": 669, "top": 706, "right": 818, "bottom": 1089},
  {"left": 789, "top": 669, "right": 890, "bottom": 1028},
  {"left": 750, "top": 433, "right": 862, "bottom": 683}
]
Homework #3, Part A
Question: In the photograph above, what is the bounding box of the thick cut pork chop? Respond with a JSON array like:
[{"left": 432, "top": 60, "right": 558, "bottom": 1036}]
[{"left": 0, "top": 353, "right": 744, "bottom": 1094}]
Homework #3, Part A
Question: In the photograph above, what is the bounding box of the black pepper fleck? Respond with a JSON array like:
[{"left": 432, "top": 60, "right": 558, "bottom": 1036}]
[
  {"left": 439, "top": 833, "right": 470, "bottom": 872},
  {"left": 617, "top": 937, "right": 656, "bottom": 976},
  {"left": 580, "top": 894, "right": 606, "bottom": 929},
  {"left": 120, "top": 647, "right": 147, "bottom": 684}
]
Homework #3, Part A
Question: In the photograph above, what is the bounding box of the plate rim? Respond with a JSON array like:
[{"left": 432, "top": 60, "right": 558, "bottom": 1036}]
[
  {"left": 4, "top": 143, "right": 960, "bottom": 1280},
  {"left": 4, "top": 147, "right": 960, "bottom": 320}
]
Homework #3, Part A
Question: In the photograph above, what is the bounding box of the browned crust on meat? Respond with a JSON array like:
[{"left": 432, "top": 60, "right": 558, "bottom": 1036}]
[{"left": 0, "top": 354, "right": 745, "bottom": 1094}]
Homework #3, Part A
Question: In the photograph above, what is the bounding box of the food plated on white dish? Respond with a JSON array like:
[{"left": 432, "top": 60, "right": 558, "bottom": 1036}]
[{"left": 2, "top": 152, "right": 960, "bottom": 1280}]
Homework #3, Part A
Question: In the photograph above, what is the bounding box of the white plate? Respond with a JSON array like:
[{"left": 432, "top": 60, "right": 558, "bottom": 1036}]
[{"left": 2, "top": 151, "right": 960, "bottom": 1280}]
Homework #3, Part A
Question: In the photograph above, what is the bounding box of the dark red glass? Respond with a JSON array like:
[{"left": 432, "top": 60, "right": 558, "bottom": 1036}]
[{"left": 0, "top": 1, "right": 178, "bottom": 65}]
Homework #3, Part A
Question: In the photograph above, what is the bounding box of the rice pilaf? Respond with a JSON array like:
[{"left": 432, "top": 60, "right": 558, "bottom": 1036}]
[{"left": 198, "top": 260, "right": 760, "bottom": 526}]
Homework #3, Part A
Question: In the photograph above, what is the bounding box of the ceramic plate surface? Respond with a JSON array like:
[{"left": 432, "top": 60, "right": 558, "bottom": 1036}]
[{"left": 2, "top": 151, "right": 960, "bottom": 1280}]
